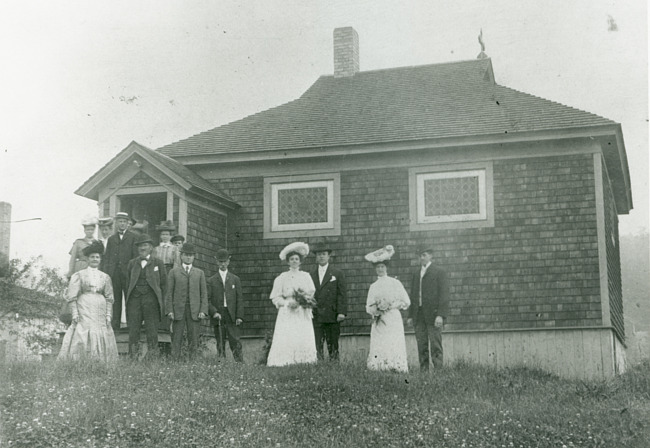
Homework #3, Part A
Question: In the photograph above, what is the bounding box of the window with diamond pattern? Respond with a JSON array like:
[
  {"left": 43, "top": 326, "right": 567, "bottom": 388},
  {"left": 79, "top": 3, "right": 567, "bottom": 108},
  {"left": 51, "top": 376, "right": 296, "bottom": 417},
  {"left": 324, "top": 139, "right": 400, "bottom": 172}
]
[
  {"left": 277, "top": 186, "right": 329, "bottom": 225},
  {"left": 415, "top": 169, "right": 487, "bottom": 223},
  {"left": 423, "top": 176, "right": 480, "bottom": 217}
]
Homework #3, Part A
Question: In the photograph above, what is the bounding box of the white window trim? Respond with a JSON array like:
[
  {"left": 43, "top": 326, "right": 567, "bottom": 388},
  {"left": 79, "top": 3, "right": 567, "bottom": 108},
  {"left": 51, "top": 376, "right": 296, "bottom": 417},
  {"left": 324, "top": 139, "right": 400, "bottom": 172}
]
[
  {"left": 271, "top": 180, "right": 335, "bottom": 231},
  {"left": 264, "top": 173, "right": 341, "bottom": 239},
  {"left": 409, "top": 162, "right": 494, "bottom": 231},
  {"left": 416, "top": 169, "right": 487, "bottom": 223}
]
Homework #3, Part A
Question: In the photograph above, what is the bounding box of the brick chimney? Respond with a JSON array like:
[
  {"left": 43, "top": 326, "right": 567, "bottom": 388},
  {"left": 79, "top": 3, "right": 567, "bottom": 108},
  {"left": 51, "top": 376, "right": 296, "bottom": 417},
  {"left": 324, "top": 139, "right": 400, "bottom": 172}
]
[
  {"left": 0, "top": 202, "right": 10, "bottom": 276},
  {"left": 333, "top": 27, "right": 359, "bottom": 78}
]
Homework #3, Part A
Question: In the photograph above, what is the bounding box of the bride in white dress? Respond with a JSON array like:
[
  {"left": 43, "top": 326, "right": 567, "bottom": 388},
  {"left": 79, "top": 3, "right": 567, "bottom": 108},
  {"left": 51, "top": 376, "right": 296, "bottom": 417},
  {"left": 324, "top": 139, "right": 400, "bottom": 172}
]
[
  {"left": 267, "top": 242, "right": 318, "bottom": 366},
  {"left": 364, "top": 245, "right": 411, "bottom": 373}
]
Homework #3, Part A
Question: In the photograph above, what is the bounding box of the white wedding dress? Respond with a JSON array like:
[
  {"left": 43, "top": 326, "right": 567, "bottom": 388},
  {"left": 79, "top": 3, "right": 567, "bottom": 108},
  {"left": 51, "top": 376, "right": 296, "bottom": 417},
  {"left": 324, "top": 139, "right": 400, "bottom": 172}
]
[
  {"left": 267, "top": 268, "right": 318, "bottom": 366},
  {"left": 366, "top": 275, "right": 411, "bottom": 372}
]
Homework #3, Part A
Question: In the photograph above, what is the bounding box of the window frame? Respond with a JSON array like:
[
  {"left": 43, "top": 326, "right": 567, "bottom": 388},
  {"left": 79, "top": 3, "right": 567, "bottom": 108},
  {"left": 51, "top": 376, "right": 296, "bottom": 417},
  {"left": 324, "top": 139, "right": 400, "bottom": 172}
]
[
  {"left": 409, "top": 162, "right": 494, "bottom": 231},
  {"left": 263, "top": 173, "right": 341, "bottom": 239}
]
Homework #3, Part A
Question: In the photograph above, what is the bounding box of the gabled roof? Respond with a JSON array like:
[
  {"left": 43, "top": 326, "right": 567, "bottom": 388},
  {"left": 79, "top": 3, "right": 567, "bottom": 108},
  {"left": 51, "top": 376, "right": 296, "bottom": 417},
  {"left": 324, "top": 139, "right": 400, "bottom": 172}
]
[
  {"left": 157, "top": 58, "right": 615, "bottom": 157},
  {"left": 75, "top": 141, "right": 237, "bottom": 208}
]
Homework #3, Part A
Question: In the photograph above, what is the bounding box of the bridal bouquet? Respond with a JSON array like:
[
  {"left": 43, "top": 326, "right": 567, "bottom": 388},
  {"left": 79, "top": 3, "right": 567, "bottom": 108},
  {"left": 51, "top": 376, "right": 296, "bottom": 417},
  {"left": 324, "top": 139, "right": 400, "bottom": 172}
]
[
  {"left": 293, "top": 288, "right": 317, "bottom": 309},
  {"left": 370, "top": 295, "right": 393, "bottom": 326}
]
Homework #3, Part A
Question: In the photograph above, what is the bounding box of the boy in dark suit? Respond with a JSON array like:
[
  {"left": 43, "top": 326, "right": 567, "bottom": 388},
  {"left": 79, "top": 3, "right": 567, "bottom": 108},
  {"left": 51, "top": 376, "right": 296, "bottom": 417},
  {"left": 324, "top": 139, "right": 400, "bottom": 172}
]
[
  {"left": 407, "top": 247, "right": 449, "bottom": 370},
  {"left": 125, "top": 233, "right": 167, "bottom": 359},
  {"left": 165, "top": 243, "right": 208, "bottom": 360},
  {"left": 207, "top": 249, "right": 245, "bottom": 362},
  {"left": 102, "top": 212, "right": 138, "bottom": 331},
  {"left": 310, "top": 242, "right": 347, "bottom": 361}
]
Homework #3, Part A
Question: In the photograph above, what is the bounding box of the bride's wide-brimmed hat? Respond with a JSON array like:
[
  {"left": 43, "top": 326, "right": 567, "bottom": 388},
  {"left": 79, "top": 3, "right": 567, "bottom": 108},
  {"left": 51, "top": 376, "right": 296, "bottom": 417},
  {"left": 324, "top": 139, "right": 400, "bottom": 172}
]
[
  {"left": 364, "top": 245, "right": 395, "bottom": 264},
  {"left": 279, "top": 242, "right": 310, "bottom": 260}
]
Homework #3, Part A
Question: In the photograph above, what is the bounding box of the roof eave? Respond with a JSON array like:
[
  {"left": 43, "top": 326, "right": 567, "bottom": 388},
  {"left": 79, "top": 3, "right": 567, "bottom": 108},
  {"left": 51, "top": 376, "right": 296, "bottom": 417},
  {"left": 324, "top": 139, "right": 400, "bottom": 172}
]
[
  {"left": 170, "top": 124, "right": 622, "bottom": 165},
  {"left": 167, "top": 123, "right": 632, "bottom": 214}
]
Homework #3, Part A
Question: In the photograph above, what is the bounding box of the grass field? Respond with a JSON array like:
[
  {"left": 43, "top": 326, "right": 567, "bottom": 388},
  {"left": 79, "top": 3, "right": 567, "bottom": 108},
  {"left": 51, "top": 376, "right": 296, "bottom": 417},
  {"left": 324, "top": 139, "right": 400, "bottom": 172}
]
[{"left": 1, "top": 357, "right": 648, "bottom": 447}]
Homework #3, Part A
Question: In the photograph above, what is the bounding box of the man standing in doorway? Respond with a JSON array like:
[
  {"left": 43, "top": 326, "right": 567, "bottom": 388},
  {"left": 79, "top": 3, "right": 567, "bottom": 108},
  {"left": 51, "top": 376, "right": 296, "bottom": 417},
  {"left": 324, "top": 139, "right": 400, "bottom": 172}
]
[
  {"left": 97, "top": 217, "right": 113, "bottom": 253},
  {"left": 407, "top": 247, "right": 449, "bottom": 371},
  {"left": 101, "top": 212, "right": 138, "bottom": 331},
  {"left": 310, "top": 242, "right": 347, "bottom": 361},
  {"left": 125, "top": 234, "right": 167, "bottom": 359}
]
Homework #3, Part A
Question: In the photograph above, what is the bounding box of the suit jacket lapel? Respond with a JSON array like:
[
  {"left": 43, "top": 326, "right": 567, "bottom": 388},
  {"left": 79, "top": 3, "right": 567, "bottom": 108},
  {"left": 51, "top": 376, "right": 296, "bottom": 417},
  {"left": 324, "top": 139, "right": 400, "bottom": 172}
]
[{"left": 316, "top": 266, "right": 331, "bottom": 291}]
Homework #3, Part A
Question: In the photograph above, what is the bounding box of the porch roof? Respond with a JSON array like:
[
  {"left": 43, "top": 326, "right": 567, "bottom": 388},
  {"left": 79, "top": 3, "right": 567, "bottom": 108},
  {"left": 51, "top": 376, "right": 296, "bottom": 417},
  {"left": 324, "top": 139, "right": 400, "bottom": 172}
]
[{"left": 75, "top": 141, "right": 238, "bottom": 208}]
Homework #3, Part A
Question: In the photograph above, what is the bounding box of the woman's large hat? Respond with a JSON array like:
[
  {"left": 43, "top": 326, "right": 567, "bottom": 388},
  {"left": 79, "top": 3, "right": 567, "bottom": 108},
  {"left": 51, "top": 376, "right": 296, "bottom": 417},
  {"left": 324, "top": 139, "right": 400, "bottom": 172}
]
[
  {"left": 279, "top": 242, "right": 309, "bottom": 260},
  {"left": 81, "top": 215, "right": 98, "bottom": 227},
  {"left": 155, "top": 220, "right": 176, "bottom": 232},
  {"left": 364, "top": 245, "right": 395, "bottom": 263},
  {"left": 98, "top": 217, "right": 113, "bottom": 227},
  {"left": 82, "top": 240, "right": 104, "bottom": 257}
]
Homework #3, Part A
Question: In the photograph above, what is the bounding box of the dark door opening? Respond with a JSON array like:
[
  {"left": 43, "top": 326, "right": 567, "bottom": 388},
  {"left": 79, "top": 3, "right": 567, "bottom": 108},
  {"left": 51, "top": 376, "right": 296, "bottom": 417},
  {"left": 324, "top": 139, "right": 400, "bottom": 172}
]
[{"left": 119, "top": 193, "right": 167, "bottom": 240}]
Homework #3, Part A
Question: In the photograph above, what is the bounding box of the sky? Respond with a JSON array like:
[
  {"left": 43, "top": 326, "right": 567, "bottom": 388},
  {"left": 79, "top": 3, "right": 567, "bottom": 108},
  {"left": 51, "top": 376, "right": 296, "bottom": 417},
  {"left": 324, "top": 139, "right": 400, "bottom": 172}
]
[{"left": 0, "top": 0, "right": 648, "bottom": 273}]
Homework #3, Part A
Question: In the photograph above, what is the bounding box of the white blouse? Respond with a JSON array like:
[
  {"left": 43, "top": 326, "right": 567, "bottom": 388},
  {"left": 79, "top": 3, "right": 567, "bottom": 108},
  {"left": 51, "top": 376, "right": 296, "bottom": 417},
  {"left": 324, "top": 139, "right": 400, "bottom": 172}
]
[
  {"left": 269, "top": 268, "right": 316, "bottom": 309},
  {"left": 365, "top": 275, "right": 410, "bottom": 316}
]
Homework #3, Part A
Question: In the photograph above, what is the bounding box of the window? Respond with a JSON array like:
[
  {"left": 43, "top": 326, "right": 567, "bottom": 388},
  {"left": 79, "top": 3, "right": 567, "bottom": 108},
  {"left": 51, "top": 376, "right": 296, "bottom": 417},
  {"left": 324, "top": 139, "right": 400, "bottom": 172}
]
[
  {"left": 264, "top": 173, "right": 340, "bottom": 238},
  {"left": 409, "top": 162, "right": 493, "bottom": 231}
]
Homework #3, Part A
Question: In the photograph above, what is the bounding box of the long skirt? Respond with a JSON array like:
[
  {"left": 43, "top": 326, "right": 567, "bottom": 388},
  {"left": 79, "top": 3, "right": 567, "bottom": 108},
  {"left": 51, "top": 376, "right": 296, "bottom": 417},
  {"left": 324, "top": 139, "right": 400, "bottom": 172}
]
[
  {"left": 367, "top": 308, "right": 408, "bottom": 373},
  {"left": 58, "top": 292, "right": 118, "bottom": 362},
  {"left": 267, "top": 306, "right": 317, "bottom": 366}
]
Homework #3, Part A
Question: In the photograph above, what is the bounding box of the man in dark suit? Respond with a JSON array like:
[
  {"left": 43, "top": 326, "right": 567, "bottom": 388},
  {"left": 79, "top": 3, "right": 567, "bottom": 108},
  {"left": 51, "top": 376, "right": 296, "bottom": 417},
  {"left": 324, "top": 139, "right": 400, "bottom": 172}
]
[
  {"left": 407, "top": 247, "right": 449, "bottom": 371},
  {"left": 310, "top": 242, "right": 347, "bottom": 361},
  {"left": 101, "top": 212, "right": 138, "bottom": 331},
  {"left": 125, "top": 234, "right": 167, "bottom": 359},
  {"left": 165, "top": 243, "right": 208, "bottom": 360},
  {"left": 208, "top": 249, "right": 245, "bottom": 362}
]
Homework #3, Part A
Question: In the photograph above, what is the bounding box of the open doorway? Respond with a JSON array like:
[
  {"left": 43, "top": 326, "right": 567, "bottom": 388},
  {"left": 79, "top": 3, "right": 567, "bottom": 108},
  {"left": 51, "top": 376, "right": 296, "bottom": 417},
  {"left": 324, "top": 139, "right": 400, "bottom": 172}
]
[{"left": 119, "top": 192, "right": 167, "bottom": 241}]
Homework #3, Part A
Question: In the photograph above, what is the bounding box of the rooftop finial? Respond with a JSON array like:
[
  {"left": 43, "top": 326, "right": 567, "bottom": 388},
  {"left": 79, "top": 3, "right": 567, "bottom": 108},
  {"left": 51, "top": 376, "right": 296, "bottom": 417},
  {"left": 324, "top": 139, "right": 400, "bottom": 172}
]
[{"left": 477, "top": 29, "right": 488, "bottom": 59}]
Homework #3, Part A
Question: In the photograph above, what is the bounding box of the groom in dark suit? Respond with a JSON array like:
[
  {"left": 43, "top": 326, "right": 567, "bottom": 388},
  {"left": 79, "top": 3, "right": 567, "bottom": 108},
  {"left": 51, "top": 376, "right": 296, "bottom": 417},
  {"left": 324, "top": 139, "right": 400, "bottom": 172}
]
[
  {"left": 310, "top": 242, "right": 347, "bottom": 361},
  {"left": 101, "top": 212, "right": 138, "bottom": 331},
  {"left": 407, "top": 247, "right": 449, "bottom": 371}
]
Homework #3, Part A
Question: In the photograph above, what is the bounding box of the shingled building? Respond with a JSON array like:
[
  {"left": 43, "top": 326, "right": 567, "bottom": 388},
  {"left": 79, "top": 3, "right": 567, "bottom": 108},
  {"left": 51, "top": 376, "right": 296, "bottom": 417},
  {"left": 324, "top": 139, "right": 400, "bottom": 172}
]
[{"left": 77, "top": 27, "right": 632, "bottom": 378}]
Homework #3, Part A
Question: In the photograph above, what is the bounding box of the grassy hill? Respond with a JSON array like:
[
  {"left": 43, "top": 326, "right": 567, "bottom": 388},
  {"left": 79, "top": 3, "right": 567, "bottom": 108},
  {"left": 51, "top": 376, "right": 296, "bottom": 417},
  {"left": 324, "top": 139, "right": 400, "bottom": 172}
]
[{"left": 1, "top": 358, "right": 648, "bottom": 447}]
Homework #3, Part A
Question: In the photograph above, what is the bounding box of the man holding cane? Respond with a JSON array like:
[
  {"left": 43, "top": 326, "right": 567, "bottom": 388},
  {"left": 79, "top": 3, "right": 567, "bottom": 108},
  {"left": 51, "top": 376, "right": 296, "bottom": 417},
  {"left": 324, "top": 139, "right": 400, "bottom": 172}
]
[{"left": 208, "top": 249, "right": 245, "bottom": 362}]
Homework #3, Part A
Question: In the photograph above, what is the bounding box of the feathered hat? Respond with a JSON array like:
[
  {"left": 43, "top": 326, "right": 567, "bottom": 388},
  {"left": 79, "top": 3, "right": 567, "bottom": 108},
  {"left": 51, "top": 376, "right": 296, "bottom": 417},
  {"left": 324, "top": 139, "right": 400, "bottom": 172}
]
[
  {"left": 279, "top": 242, "right": 310, "bottom": 261},
  {"left": 364, "top": 245, "right": 395, "bottom": 264}
]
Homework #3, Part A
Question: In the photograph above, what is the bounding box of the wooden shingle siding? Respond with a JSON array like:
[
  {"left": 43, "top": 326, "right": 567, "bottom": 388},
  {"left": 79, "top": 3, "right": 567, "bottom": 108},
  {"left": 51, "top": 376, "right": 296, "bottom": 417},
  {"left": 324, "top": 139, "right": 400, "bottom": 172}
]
[
  {"left": 209, "top": 153, "right": 602, "bottom": 337},
  {"left": 186, "top": 202, "right": 227, "bottom": 275}
]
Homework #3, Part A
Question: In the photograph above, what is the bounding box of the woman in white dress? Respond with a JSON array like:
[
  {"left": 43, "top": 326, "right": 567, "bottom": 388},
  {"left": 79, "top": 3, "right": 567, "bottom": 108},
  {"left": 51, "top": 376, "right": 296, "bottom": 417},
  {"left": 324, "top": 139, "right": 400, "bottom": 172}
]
[
  {"left": 267, "top": 242, "right": 318, "bottom": 366},
  {"left": 365, "top": 245, "right": 411, "bottom": 373},
  {"left": 58, "top": 241, "right": 119, "bottom": 362}
]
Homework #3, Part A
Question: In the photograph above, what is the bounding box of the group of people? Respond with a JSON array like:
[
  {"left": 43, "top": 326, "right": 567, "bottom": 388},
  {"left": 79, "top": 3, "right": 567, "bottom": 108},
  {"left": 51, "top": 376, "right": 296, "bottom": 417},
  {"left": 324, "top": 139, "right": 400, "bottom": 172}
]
[
  {"left": 264, "top": 242, "right": 449, "bottom": 373},
  {"left": 59, "top": 212, "right": 243, "bottom": 362},
  {"left": 59, "top": 212, "right": 450, "bottom": 374}
]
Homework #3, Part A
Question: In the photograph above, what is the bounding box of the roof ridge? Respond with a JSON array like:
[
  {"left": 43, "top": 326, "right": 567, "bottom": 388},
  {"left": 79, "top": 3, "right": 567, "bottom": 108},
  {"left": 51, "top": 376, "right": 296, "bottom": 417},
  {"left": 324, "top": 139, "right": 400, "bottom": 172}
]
[{"left": 318, "top": 57, "right": 492, "bottom": 78}]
